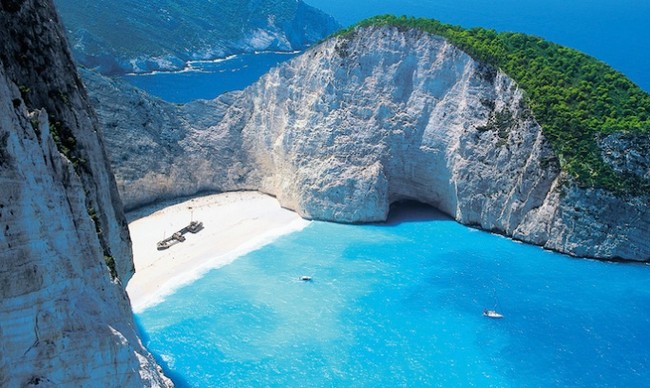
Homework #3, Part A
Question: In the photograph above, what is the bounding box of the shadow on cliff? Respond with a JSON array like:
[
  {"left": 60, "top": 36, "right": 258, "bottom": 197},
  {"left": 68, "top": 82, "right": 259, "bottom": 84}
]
[
  {"left": 133, "top": 316, "right": 193, "bottom": 388},
  {"left": 382, "top": 201, "right": 453, "bottom": 226}
]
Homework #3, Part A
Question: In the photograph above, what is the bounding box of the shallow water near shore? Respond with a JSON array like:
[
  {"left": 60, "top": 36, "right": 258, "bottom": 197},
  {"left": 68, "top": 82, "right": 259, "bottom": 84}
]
[{"left": 135, "top": 203, "right": 650, "bottom": 387}]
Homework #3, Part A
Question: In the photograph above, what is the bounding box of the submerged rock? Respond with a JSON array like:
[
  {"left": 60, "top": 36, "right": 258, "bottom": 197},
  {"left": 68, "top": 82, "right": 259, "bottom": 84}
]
[{"left": 87, "top": 26, "right": 649, "bottom": 261}]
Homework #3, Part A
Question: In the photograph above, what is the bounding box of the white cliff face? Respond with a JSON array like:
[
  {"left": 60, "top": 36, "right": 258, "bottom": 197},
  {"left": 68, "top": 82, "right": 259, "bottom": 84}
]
[
  {"left": 0, "top": 1, "right": 170, "bottom": 386},
  {"left": 239, "top": 28, "right": 557, "bottom": 225},
  {"left": 83, "top": 70, "right": 256, "bottom": 210},
  {"left": 89, "top": 26, "right": 649, "bottom": 261}
]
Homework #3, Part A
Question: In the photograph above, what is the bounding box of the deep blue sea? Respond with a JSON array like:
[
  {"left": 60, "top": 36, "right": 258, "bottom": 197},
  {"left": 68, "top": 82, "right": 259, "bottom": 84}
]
[
  {"left": 306, "top": 0, "right": 650, "bottom": 93},
  {"left": 122, "top": 0, "right": 649, "bottom": 102},
  {"left": 136, "top": 204, "right": 650, "bottom": 387},
  {"left": 121, "top": 52, "right": 299, "bottom": 103}
]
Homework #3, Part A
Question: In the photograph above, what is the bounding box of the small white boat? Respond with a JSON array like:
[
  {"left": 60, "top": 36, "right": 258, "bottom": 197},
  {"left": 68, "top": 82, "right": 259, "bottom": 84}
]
[
  {"left": 299, "top": 276, "right": 312, "bottom": 281},
  {"left": 483, "top": 309, "right": 504, "bottom": 319}
]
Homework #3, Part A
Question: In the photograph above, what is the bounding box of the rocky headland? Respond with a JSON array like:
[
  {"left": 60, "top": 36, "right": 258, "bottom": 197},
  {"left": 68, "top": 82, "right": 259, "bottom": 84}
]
[
  {"left": 54, "top": 0, "right": 340, "bottom": 75},
  {"left": 86, "top": 24, "right": 649, "bottom": 261},
  {"left": 0, "top": 1, "right": 170, "bottom": 386}
]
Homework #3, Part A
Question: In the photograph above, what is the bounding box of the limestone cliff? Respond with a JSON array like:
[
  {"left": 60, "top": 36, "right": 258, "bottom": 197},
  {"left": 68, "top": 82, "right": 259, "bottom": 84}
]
[
  {"left": 87, "top": 26, "right": 649, "bottom": 261},
  {"left": 81, "top": 69, "right": 252, "bottom": 209},
  {"left": 0, "top": 1, "right": 170, "bottom": 386}
]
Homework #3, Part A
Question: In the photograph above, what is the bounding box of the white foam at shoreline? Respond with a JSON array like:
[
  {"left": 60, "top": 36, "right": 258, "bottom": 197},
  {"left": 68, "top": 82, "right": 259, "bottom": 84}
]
[
  {"left": 131, "top": 218, "right": 309, "bottom": 313},
  {"left": 124, "top": 66, "right": 208, "bottom": 76},
  {"left": 126, "top": 192, "right": 310, "bottom": 313},
  {"left": 123, "top": 50, "right": 302, "bottom": 77},
  {"left": 252, "top": 49, "right": 301, "bottom": 55},
  {"left": 187, "top": 54, "right": 238, "bottom": 65}
]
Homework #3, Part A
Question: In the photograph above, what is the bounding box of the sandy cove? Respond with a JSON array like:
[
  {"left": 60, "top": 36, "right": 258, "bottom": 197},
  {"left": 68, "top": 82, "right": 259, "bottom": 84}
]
[{"left": 125, "top": 191, "right": 310, "bottom": 312}]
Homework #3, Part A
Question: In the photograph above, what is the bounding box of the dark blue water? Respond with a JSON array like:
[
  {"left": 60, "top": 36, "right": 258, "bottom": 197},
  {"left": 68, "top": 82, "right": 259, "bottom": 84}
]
[
  {"left": 305, "top": 0, "right": 650, "bottom": 92},
  {"left": 136, "top": 204, "right": 650, "bottom": 387},
  {"left": 121, "top": 51, "right": 299, "bottom": 103},
  {"left": 122, "top": 0, "right": 648, "bottom": 102}
]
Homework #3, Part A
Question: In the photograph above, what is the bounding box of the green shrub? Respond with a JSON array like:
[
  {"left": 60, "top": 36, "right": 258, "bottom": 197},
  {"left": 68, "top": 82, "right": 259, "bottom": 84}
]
[
  {"left": 104, "top": 255, "right": 118, "bottom": 280},
  {"left": 336, "top": 15, "right": 650, "bottom": 196}
]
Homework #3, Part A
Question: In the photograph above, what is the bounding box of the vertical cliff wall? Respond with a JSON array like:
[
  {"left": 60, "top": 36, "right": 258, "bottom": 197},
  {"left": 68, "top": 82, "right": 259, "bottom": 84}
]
[
  {"left": 0, "top": 1, "right": 170, "bottom": 386},
  {"left": 86, "top": 26, "right": 648, "bottom": 261}
]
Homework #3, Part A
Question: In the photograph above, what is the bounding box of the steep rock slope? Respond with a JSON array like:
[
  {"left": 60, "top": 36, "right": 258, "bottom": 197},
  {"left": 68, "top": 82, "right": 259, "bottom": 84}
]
[
  {"left": 81, "top": 69, "right": 252, "bottom": 209},
  {"left": 88, "top": 26, "right": 649, "bottom": 261},
  {"left": 0, "top": 1, "right": 170, "bottom": 386},
  {"left": 54, "top": 0, "right": 339, "bottom": 74}
]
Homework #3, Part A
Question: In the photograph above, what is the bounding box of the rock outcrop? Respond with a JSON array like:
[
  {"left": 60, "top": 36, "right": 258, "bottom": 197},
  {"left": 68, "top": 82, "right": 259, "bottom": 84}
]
[
  {"left": 54, "top": 0, "right": 339, "bottom": 75},
  {"left": 87, "top": 26, "right": 649, "bottom": 261},
  {"left": 82, "top": 69, "right": 254, "bottom": 209},
  {"left": 0, "top": 1, "right": 170, "bottom": 386}
]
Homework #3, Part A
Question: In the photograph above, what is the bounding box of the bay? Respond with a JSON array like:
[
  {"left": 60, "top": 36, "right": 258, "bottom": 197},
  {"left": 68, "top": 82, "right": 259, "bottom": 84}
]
[
  {"left": 136, "top": 203, "right": 650, "bottom": 387},
  {"left": 129, "top": 2, "right": 650, "bottom": 385}
]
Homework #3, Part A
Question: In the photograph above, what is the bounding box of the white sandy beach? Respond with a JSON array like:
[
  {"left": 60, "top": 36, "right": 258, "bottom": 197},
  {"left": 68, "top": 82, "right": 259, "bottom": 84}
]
[{"left": 126, "top": 191, "right": 310, "bottom": 312}]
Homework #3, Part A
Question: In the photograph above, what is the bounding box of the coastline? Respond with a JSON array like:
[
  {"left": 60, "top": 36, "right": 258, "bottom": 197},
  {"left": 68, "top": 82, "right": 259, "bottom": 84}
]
[
  {"left": 122, "top": 50, "right": 302, "bottom": 77},
  {"left": 125, "top": 191, "right": 311, "bottom": 312}
]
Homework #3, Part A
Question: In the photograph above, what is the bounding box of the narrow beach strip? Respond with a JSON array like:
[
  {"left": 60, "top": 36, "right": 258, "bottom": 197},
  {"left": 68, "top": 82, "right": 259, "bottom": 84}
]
[{"left": 126, "top": 191, "right": 310, "bottom": 313}]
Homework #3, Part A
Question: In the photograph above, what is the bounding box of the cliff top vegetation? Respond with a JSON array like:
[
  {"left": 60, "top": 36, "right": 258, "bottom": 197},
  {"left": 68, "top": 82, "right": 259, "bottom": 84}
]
[{"left": 336, "top": 15, "right": 650, "bottom": 196}]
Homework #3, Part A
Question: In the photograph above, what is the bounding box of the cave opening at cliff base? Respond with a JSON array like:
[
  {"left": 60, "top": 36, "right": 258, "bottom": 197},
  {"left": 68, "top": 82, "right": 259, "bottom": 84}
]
[{"left": 384, "top": 200, "right": 453, "bottom": 226}]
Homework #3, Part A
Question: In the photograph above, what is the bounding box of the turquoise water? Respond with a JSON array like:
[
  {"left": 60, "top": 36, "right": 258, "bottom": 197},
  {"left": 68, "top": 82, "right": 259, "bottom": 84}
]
[{"left": 136, "top": 204, "right": 650, "bottom": 387}]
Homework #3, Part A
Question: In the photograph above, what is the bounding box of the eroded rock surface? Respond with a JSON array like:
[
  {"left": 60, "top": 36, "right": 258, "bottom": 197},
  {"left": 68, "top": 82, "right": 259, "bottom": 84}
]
[
  {"left": 0, "top": 1, "right": 170, "bottom": 386},
  {"left": 89, "top": 26, "right": 649, "bottom": 261}
]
